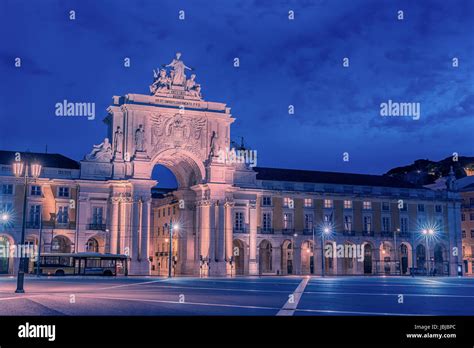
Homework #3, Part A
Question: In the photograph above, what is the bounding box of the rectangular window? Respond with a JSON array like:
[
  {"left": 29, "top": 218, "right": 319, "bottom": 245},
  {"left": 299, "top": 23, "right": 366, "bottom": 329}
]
[
  {"left": 462, "top": 214, "right": 465, "bottom": 221},
  {"left": 283, "top": 197, "right": 294, "bottom": 208},
  {"left": 324, "top": 199, "right": 333, "bottom": 208},
  {"left": 417, "top": 204, "right": 425, "bottom": 212},
  {"left": 29, "top": 205, "right": 41, "bottom": 225},
  {"left": 234, "top": 212, "right": 244, "bottom": 231},
  {"left": 157, "top": 209, "right": 160, "bottom": 218},
  {"left": 400, "top": 217, "right": 408, "bottom": 233},
  {"left": 363, "top": 216, "right": 372, "bottom": 232},
  {"left": 304, "top": 198, "right": 313, "bottom": 208},
  {"left": 462, "top": 230, "right": 466, "bottom": 238},
  {"left": 344, "top": 200, "right": 352, "bottom": 209},
  {"left": 168, "top": 207, "right": 171, "bottom": 215},
  {"left": 382, "top": 217, "right": 390, "bottom": 232},
  {"left": 57, "top": 206, "right": 69, "bottom": 224},
  {"left": 173, "top": 206, "right": 176, "bottom": 215},
  {"left": 470, "top": 198, "right": 474, "bottom": 206},
  {"left": 304, "top": 214, "right": 313, "bottom": 230},
  {"left": 262, "top": 212, "right": 272, "bottom": 231},
  {"left": 92, "top": 207, "right": 103, "bottom": 224},
  {"left": 262, "top": 196, "right": 272, "bottom": 206},
  {"left": 344, "top": 215, "right": 352, "bottom": 232},
  {"left": 58, "top": 187, "right": 70, "bottom": 198},
  {"left": 382, "top": 202, "right": 390, "bottom": 211},
  {"left": 399, "top": 202, "right": 408, "bottom": 211},
  {"left": 435, "top": 205, "right": 442, "bottom": 213},
  {"left": 470, "top": 213, "right": 474, "bottom": 221},
  {"left": 471, "top": 230, "right": 474, "bottom": 238},
  {"left": 363, "top": 201, "right": 372, "bottom": 210},
  {"left": 31, "top": 185, "right": 41, "bottom": 196},
  {"left": 283, "top": 213, "right": 293, "bottom": 229},
  {"left": 1, "top": 184, "right": 13, "bottom": 195}
]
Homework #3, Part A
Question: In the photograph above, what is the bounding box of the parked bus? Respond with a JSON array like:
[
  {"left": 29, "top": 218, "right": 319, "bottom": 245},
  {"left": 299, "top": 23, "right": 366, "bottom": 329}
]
[{"left": 30, "top": 252, "right": 129, "bottom": 276}]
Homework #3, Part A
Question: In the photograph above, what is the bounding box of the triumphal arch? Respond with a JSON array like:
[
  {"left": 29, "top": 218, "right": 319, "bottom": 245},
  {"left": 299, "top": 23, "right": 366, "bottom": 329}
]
[{"left": 79, "top": 53, "right": 257, "bottom": 275}]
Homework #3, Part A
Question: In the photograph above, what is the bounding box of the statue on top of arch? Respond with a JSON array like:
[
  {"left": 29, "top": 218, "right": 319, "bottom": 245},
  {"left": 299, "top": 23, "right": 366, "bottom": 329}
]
[{"left": 149, "top": 52, "right": 203, "bottom": 100}]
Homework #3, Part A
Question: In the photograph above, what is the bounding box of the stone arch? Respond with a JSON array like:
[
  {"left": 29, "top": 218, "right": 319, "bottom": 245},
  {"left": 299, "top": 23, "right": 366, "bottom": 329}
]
[
  {"left": 379, "top": 241, "right": 394, "bottom": 275},
  {"left": 51, "top": 235, "right": 72, "bottom": 253},
  {"left": 341, "top": 240, "right": 357, "bottom": 275},
  {"left": 300, "top": 240, "right": 314, "bottom": 275},
  {"left": 258, "top": 239, "right": 273, "bottom": 274},
  {"left": 324, "top": 240, "right": 336, "bottom": 274},
  {"left": 281, "top": 239, "right": 293, "bottom": 275},
  {"left": 416, "top": 244, "right": 426, "bottom": 273},
  {"left": 0, "top": 234, "right": 15, "bottom": 274},
  {"left": 433, "top": 243, "right": 447, "bottom": 276},
  {"left": 147, "top": 149, "right": 206, "bottom": 188},
  {"left": 362, "top": 241, "right": 374, "bottom": 275},
  {"left": 399, "top": 242, "right": 412, "bottom": 275},
  {"left": 232, "top": 239, "right": 246, "bottom": 275}
]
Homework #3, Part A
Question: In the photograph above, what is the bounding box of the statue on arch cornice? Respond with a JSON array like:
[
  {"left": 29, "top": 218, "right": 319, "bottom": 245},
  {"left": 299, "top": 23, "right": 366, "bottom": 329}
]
[{"left": 85, "top": 138, "right": 112, "bottom": 162}]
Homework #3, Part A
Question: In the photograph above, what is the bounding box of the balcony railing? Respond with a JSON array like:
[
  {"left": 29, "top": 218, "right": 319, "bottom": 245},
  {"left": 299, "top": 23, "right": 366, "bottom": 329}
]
[
  {"left": 42, "top": 221, "right": 76, "bottom": 230},
  {"left": 87, "top": 223, "right": 107, "bottom": 231},
  {"left": 258, "top": 227, "right": 274, "bottom": 234},
  {"left": 362, "top": 230, "right": 374, "bottom": 237},
  {"left": 27, "top": 221, "right": 76, "bottom": 229},
  {"left": 343, "top": 230, "right": 356, "bottom": 236},
  {"left": 381, "top": 231, "right": 394, "bottom": 237},
  {"left": 282, "top": 228, "right": 296, "bottom": 235},
  {"left": 303, "top": 229, "right": 313, "bottom": 235},
  {"left": 399, "top": 231, "right": 410, "bottom": 238},
  {"left": 233, "top": 228, "right": 247, "bottom": 234}
]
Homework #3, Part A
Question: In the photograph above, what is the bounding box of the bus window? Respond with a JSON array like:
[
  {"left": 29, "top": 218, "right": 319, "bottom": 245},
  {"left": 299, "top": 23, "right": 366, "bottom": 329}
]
[
  {"left": 101, "top": 259, "right": 115, "bottom": 268},
  {"left": 86, "top": 258, "right": 101, "bottom": 268}
]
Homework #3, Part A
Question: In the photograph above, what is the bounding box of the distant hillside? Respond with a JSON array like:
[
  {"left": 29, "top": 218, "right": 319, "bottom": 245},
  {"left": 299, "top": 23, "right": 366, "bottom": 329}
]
[{"left": 385, "top": 156, "right": 474, "bottom": 186}]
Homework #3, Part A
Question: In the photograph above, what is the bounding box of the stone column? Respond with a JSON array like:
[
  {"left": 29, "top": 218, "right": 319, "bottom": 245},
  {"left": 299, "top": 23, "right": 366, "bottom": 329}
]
[
  {"left": 225, "top": 200, "right": 234, "bottom": 275},
  {"left": 208, "top": 200, "right": 217, "bottom": 273},
  {"left": 248, "top": 200, "right": 258, "bottom": 275},
  {"left": 109, "top": 198, "right": 120, "bottom": 254},
  {"left": 213, "top": 201, "right": 227, "bottom": 275},
  {"left": 141, "top": 199, "right": 151, "bottom": 264},
  {"left": 199, "top": 200, "right": 211, "bottom": 275}
]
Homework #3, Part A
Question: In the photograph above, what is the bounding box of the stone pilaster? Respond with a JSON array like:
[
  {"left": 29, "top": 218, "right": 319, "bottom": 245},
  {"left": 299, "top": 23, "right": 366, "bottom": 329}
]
[{"left": 248, "top": 199, "right": 258, "bottom": 275}]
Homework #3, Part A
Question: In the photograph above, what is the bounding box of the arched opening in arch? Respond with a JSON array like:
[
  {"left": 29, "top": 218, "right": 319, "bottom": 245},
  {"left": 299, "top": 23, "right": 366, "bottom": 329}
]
[
  {"left": 363, "top": 243, "right": 373, "bottom": 274},
  {"left": 281, "top": 240, "right": 293, "bottom": 275},
  {"left": 232, "top": 239, "right": 245, "bottom": 275},
  {"left": 300, "top": 240, "right": 314, "bottom": 275},
  {"left": 86, "top": 238, "right": 99, "bottom": 253},
  {"left": 259, "top": 240, "right": 272, "bottom": 274},
  {"left": 149, "top": 149, "right": 205, "bottom": 189},
  {"left": 51, "top": 235, "right": 72, "bottom": 253},
  {"left": 342, "top": 242, "right": 356, "bottom": 275},
  {"left": 416, "top": 244, "right": 426, "bottom": 273},
  {"left": 151, "top": 165, "right": 178, "bottom": 190},
  {"left": 400, "top": 243, "right": 412, "bottom": 275}
]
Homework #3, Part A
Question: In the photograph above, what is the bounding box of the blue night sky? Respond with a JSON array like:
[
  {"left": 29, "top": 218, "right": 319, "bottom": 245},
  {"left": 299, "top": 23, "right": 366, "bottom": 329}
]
[{"left": 1, "top": 0, "right": 473, "bottom": 185}]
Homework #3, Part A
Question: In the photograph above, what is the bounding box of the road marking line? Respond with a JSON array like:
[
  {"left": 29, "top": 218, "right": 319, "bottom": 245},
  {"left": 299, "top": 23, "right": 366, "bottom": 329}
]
[
  {"left": 277, "top": 277, "right": 309, "bottom": 316},
  {"left": 303, "top": 290, "right": 474, "bottom": 298},
  {"left": 295, "top": 308, "right": 429, "bottom": 316},
  {"left": 78, "top": 294, "right": 280, "bottom": 312},
  {"left": 96, "top": 279, "right": 169, "bottom": 291}
]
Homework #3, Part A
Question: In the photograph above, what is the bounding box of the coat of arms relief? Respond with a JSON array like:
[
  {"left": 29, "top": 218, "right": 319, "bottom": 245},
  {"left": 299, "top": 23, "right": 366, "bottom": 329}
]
[{"left": 150, "top": 113, "right": 207, "bottom": 158}]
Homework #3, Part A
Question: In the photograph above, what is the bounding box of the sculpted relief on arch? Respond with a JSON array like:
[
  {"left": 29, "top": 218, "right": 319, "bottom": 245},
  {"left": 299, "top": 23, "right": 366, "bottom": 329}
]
[{"left": 149, "top": 113, "right": 208, "bottom": 160}]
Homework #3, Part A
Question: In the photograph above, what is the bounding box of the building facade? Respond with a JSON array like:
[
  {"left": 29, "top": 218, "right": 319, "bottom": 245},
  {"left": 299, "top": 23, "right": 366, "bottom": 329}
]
[
  {"left": 461, "top": 183, "right": 474, "bottom": 275},
  {"left": 0, "top": 54, "right": 463, "bottom": 276}
]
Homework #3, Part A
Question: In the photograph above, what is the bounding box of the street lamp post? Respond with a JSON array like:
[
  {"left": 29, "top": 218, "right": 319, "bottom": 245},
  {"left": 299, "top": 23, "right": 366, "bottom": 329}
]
[
  {"left": 13, "top": 160, "right": 42, "bottom": 293},
  {"left": 321, "top": 227, "right": 330, "bottom": 277}
]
